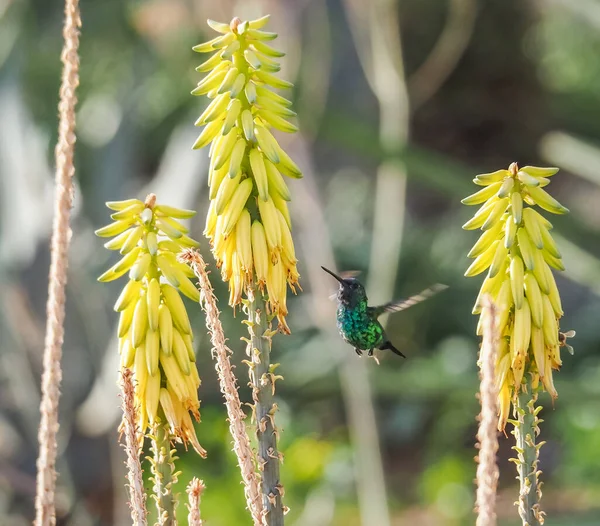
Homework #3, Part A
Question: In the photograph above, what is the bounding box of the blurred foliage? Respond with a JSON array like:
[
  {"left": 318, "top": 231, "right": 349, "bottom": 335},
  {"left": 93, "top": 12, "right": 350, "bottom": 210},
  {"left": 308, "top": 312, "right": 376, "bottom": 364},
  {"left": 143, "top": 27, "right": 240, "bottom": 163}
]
[{"left": 2, "top": 0, "right": 600, "bottom": 525}]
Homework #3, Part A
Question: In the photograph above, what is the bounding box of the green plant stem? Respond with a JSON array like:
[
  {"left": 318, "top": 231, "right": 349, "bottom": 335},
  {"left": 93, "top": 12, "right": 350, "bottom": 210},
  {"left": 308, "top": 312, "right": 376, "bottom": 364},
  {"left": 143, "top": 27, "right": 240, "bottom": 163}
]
[
  {"left": 151, "top": 420, "right": 179, "bottom": 526},
  {"left": 246, "top": 287, "right": 284, "bottom": 526},
  {"left": 513, "top": 383, "right": 543, "bottom": 526}
]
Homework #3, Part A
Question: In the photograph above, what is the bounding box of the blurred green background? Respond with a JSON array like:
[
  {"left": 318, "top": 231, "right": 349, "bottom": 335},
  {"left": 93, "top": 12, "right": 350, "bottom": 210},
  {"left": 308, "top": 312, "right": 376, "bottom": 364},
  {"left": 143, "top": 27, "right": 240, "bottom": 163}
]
[{"left": 2, "top": 0, "right": 600, "bottom": 524}]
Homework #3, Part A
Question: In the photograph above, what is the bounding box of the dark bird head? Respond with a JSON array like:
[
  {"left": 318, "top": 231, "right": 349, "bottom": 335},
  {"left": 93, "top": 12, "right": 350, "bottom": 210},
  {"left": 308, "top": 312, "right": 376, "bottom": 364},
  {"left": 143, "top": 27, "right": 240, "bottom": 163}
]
[{"left": 321, "top": 266, "right": 367, "bottom": 307}]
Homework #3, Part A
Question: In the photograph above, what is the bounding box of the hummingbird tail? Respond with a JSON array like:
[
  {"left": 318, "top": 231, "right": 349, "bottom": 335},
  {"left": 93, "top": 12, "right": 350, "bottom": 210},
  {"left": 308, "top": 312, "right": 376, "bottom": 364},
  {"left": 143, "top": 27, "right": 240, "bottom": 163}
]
[{"left": 380, "top": 341, "right": 406, "bottom": 358}]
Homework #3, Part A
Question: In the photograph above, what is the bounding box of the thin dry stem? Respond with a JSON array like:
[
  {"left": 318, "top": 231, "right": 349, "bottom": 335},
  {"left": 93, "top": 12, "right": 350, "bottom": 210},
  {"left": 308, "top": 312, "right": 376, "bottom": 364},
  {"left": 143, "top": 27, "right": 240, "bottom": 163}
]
[
  {"left": 119, "top": 369, "right": 148, "bottom": 526},
  {"left": 476, "top": 295, "right": 499, "bottom": 526},
  {"left": 34, "top": 1, "right": 81, "bottom": 524},
  {"left": 179, "top": 249, "right": 264, "bottom": 525},
  {"left": 186, "top": 478, "right": 206, "bottom": 526}
]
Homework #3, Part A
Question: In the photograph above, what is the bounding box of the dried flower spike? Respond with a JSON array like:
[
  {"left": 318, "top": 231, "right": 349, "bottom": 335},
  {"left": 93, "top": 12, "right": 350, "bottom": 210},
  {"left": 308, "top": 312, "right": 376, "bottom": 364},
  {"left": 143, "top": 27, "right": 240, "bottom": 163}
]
[
  {"left": 96, "top": 194, "right": 206, "bottom": 456},
  {"left": 192, "top": 14, "right": 302, "bottom": 334},
  {"left": 462, "top": 163, "right": 570, "bottom": 432}
]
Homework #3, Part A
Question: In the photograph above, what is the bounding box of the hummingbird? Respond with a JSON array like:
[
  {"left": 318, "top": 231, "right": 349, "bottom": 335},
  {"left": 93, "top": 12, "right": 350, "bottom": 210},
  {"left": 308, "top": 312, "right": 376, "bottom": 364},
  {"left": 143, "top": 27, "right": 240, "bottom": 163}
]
[{"left": 321, "top": 266, "right": 447, "bottom": 358}]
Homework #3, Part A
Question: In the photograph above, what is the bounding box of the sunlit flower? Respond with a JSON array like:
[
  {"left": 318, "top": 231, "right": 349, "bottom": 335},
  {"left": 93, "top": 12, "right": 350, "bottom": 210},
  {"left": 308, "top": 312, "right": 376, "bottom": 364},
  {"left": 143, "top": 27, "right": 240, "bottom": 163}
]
[
  {"left": 96, "top": 194, "right": 206, "bottom": 456},
  {"left": 462, "top": 163, "right": 570, "bottom": 431},
  {"left": 192, "top": 15, "right": 302, "bottom": 334}
]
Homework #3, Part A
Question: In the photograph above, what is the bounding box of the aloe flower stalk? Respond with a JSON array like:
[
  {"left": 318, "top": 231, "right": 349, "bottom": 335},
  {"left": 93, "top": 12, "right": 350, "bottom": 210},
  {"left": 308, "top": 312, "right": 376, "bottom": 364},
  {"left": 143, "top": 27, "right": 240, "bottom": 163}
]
[
  {"left": 179, "top": 249, "right": 264, "bottom": 524},
  {"left": 192, "top": 15, "right": 301, "bottom": 525},
  {"left": 150, "top": 418, "right": 181, "bottom": 524},
  {"left": 463, "top": 162, "right": 573, "bottom": 525}
]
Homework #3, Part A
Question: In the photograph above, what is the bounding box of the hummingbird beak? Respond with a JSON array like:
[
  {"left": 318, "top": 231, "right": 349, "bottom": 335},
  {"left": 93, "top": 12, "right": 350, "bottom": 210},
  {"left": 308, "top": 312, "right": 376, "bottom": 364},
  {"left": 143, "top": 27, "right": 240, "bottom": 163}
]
[{"left": 321, "top": 266, "right": 346, "bottom": 285}]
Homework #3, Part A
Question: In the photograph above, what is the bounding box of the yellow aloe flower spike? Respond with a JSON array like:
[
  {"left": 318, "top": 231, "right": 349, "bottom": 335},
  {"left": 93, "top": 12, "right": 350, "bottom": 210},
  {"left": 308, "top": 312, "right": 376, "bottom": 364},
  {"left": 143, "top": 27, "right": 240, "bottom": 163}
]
[
  {"left": 192, "top": 15, "right": 302, "bottom": 334},
  {"left": 191, "top": 16, "right": 300, "bottom": 523},
  {"left": 463, "top": 162, "right": 573, "bottom": 525},
  {"left": 463, "top": 162, "right": 571, "bottom": 430},
  {"left": 96, "top": 194, "right": 206, "bottom": 457}
]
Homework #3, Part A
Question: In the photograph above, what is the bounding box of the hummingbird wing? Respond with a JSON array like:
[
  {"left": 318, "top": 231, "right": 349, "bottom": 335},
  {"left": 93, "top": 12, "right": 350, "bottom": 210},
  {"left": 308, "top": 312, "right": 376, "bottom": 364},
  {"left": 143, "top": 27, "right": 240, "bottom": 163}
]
[
  {"left": 371, "top": 283, "right": 448, "bottom": 317},
  {"left": 339, "top": 270, "right": 362, "bottom": 279}
]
